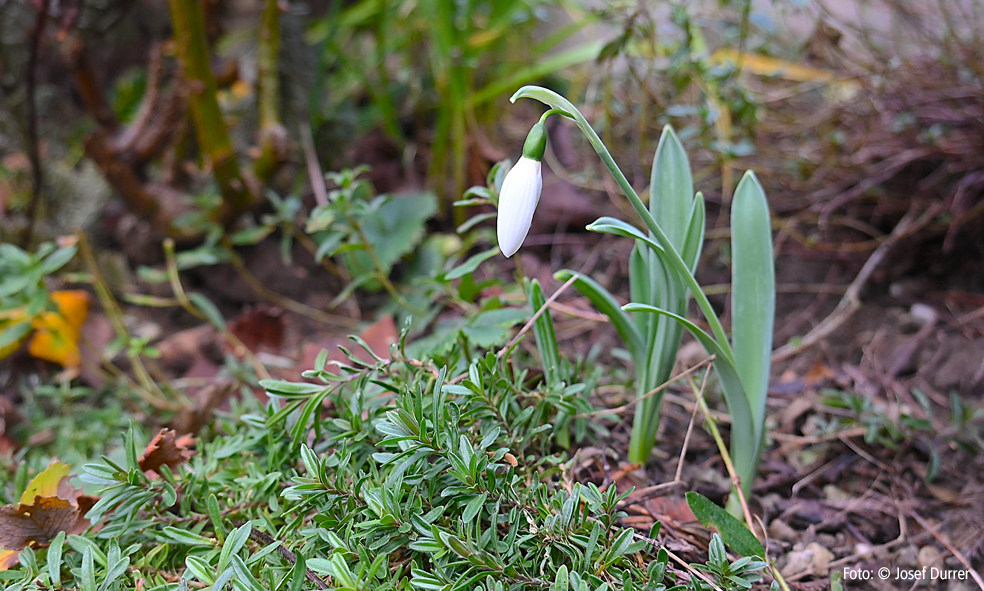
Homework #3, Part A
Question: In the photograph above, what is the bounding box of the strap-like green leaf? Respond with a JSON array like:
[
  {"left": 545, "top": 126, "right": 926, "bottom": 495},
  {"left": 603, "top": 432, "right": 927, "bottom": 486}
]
[
  {"left": 683, "top": 192, "right": 706, "bottom": 273},
  {"left": 731, "top": 171, "right": 775, "bottom": 453},
  {"left": 586, "top": 217, "right": 663, "bottom": 253},
  {"left": 527, "top": 279, "right": 561, "bottom": 387},
  {"left": 650, "top": 125, "right": 693, "bottom": 251},
  {"left": 622, "top": 303, "right": 757, "bottom": 485},
  {"left": 629, "top": 244, "right": 653, "bottom": 349}
]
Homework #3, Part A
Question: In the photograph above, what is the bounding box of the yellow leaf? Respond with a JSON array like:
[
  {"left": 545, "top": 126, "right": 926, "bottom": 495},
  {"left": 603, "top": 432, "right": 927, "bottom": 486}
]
[
  {"left": 50, "top": 290, "right": 89, "bottom": 331},
  {"left": 709, "top": 49, "right": 861, "bottom": 101},
  {"left": 710, "top": 48, "right": 837, "bottom": 82},
  {"left": 27, "top": 290, "right": 88, "bottom": 368},
  {"left": 19, "top": 462, "right": 71, "bottom": 506}
]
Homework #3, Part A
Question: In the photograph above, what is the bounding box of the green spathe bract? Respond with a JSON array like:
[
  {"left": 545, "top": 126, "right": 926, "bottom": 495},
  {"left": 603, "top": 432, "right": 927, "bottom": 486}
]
[{"left": 510, "top": 85, "right": 775, "bottom": 506}]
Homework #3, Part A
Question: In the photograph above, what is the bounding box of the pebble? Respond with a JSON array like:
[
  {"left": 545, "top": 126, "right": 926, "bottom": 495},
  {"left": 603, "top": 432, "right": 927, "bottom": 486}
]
[
  {"left": 822, "top": 484, "right": 852, "bottom": 502},
  {"left": 769, "top": 518, "right": 799, "bottom": 542},
  {"left": 780, "top": 542, "right": 835, "bottom": 577},
  {"left": 918, "top": 545, "right": 941, "bottom": 568},
  {"left": 896, "top": 545, "right": 918, "bottom": 567}
]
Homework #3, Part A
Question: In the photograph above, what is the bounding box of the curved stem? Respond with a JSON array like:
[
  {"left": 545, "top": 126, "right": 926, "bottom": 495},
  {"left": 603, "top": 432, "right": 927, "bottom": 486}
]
[{"left": 511, "top": 86, "right": 735, "bottom": 365}]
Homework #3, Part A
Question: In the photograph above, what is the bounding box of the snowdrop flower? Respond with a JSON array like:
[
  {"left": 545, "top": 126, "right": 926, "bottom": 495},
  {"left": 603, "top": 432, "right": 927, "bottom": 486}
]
[{"left": 497, "top": 122, "right": 546, "bottom": 258}]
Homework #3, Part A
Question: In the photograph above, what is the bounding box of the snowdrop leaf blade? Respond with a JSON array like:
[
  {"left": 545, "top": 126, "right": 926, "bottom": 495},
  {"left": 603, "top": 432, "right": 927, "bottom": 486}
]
[
  {"left": 622, "top": 302, "right": 758, "bottom": 483},
  {"left": 586, "top": 217, "right": 663, "bottom": 253},
  {"left": 650, "top": 125, "right": 694, "bottom": 250},
  {"left": 731, "top": 171, "right": 774, "bottom": 450}
]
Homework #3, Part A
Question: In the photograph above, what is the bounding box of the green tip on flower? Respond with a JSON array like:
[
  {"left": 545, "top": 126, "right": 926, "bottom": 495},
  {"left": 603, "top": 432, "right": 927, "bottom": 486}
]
[{"left": 521, "top": 122, "right": 547, "bottom": 162}]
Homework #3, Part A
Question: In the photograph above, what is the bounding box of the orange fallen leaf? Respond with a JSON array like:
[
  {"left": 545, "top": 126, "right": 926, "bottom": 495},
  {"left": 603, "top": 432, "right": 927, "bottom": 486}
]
[
  {"left": 139, "top": 429, "right": 195, "bottom": 477},
  {"left": 27, "top": 290, "right": 89, "bottom": 369},
  {"left": 0, "top": 549, "right": 18, "bottom": 569}
]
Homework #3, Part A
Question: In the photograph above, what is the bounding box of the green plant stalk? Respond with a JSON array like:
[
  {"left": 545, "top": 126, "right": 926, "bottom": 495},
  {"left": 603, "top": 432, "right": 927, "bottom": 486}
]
[
  {"left": 254, "top": 0, "right": 287, "bottom": 182},
  {"left": 167, "top": 0, "right": 256, "bottom": 223},
  {"left": 629, "top": 126, "right": 697, "bottom": 464},
  {"left": 257, "top": 0, "right": 280, "bottom": 137},
  {"left": 511, "top": 86, "right": 735, "bottom": 366},
  {"left": 370, "top": 0, "right": 404, "bottom": 144},
  {"left": 77, "top": 233, "right": 185, "bottom": 410}
]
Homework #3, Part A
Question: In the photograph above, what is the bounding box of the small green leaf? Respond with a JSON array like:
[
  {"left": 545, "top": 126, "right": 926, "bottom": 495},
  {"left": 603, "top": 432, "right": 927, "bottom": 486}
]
[
  {"left": 188, "top": 293, "right": 226, "bottom": 329},
  {"left": 47, "top": 531, "right": 65, "bottom": 586},
  {"left": 161, "top": 527, "right": 216, "bottom": 547},
  {"left": 0, "top": 321, "right": 32, "bottom": 349},
  {"left": 259, "top": 380, "right": 326, "bottom": 397},
  {"left": 445, "top": 247, "right": 498, "bottom": 280},
  {"left": 552, "top": 565, "right": 569, "bottom": 591},
  {"left": 685, "top": 492, "right": 764, "bottom": 558},
  {"left": 462, "top": 492, "right": 487, "bottom": 524}
]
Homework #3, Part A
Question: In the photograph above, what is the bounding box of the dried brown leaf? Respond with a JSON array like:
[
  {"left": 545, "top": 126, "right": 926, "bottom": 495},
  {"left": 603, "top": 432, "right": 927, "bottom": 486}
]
[
  {"left": 0, "top": 497, "right": 79, "bottom": 550},
  {"left": 138, "top": 428, "right": 195, "bottom": 476}
]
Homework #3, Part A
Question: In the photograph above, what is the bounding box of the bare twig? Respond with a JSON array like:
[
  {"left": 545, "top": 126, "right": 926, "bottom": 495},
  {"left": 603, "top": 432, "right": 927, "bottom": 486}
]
[
  {"left": 301, "top": 124, "right": 329, "bottom": 207},
  {"left": 772, "top": 204, "right": 941, "bottom": 362},
  {"left": 498, "top": 274, "right": 578, "bottom": 357},
  {"left": 578, "top": 356, "right": 715, "bottom": 419},
  {"left": 223, "top": 245, "right": 360, "bottom": 329},
  {"left": 688, "top": 374, "right": 791, "bottom": 591},
  {"left": 78, "top": 232, "right": 187, "bottom": 410},
  {"left": 903, "top": 509, "right": 984, "bottom": 591},
  {"left": 246, "top": 528, "right": 329, "bottom": 589}
]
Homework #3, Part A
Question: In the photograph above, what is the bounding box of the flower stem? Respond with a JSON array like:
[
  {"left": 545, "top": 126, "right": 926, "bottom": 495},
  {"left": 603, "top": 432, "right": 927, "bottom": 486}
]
[{"left": 511, "top": 86, "right": 735, "bottom": 365}]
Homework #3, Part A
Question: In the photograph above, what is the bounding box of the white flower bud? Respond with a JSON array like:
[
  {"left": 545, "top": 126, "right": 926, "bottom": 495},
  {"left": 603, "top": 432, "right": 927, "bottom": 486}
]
[{"left": 496, "top": 157, "right": 542, "bottom": 258}]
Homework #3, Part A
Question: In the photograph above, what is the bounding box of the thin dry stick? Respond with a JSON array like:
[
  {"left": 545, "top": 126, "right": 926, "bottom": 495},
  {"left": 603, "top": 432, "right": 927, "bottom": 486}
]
[
  {"left": 546, "top": 300, "right": 609, "bottom": 322},
  {"left": 498, "top": 274, "right": 578, "bottom": 357},
  {"left": 247, "top": 528, "right": 329, "bottom": 590},
  {"left": 771, "top": 427, "right": 868, "bottom": 445},
  {"left": 223, "top": 245, "right": 360, "bottom": 329},
  {"left": 624, "top": 363, "right": 714, "bottom": 506},
  {"left": 675, "top": 364, "right": 711, "bottom": 483},
  {"left": 662, "top": 391, "right": 731, "bottom": 423},
  {"left": 300, "top": 124, "right": 329, "bottom": 207},
  {"left": 631, "top": 531, "right": 725, "bottom": 591},
  {"left": 772, "top": 204, "right": 941, "bottom": 362},
  {"left": 689, "top": 377, "right": 792, "bottom": 591},
  {"left": 577, "top": 356, "right": 715, "bottom": 419},
  {"left": 78, "top": 232, "right": 187, "bottom": 411},
  {"left": 904, "top": 509, "right": 984, "bottom": 591}
]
